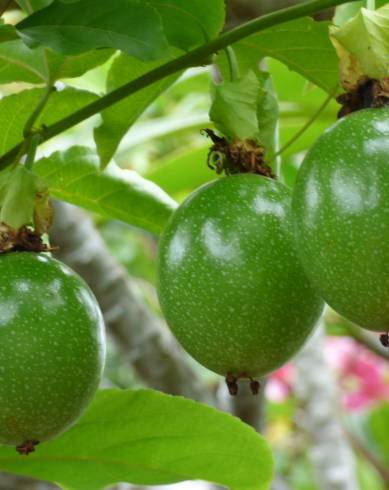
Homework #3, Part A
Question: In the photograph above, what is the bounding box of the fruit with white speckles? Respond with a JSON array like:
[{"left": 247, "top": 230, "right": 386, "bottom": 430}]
[
  {"left": 157, "top": 174, "right": 324, "bottom": 378},
  {"left": 292, "top": 108, "right": 389, "bottom": 332},
  {"left": 0, "top": 252, "right": 105, "bottom": 450}
]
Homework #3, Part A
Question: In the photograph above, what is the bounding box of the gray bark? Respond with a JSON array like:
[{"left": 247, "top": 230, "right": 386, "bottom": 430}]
[
  {"left": 0, "top": 474, "right": 55, "bottom": 490},
  {"left": 294, "top": 323, "right": 359, "bottom": 490},
  {"left": 225, "top": 378, "right": 267, "bottom": 432},
  {"left": 49, "top": 201, "right": 214, "bottom": 405}
]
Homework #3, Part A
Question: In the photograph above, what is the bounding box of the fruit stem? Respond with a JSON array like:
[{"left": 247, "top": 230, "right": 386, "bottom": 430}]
[
  {"left": 269, "top": 85, "right": 337, "bottom": 165},
  {"left": 0, "top": 0, "right": 350, "bottom": 171},
  {"left": 224, "top": 46, "right": 240, "bottom": 82}
]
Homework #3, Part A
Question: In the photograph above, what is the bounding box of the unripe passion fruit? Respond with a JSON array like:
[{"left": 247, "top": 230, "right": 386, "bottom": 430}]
[
  {"left": 292, "top": 108, "right": 389, "bottom": 332},
  {"left": 0, "top": 252, "right": 105, "bottom": 451},
  {"left": 157, "top": 174, "right": 323, "bottom": 380}
]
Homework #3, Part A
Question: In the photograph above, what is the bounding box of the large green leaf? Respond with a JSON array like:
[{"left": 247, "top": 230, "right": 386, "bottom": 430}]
[
  {"left": 220, "top": 17, "right": 339, "bottom": 94},
  {"left": 0, "top": 87, "right": 97, "bottom": 156},
  {"left": 367, "top": 403, "right": 389, "bottom": 465},
  {"left": 0, "top": 389, "right": 273, "bottom": 490},
  {"left": 34, "top": 146, "right": 177, "bottom": 234},
  {"left": 0, "top": 38, "right": 112, "bottom": 84},
  {"left": 17, "top": 0, "right": 168, "bottom": 60},
  {"left": 0, "top": 40, "right": 47, "bottom": 84},
  {"left": 145, "top": 146, "right": 215, "bottom": 197},
  {"left": 0, "top": 24, "right": 18, "bottom": 44},
  {"left": 150, "top": 0, "right": 225, "bottom": 50},
  {"left": 47, "top": 49, "right": 114, "bottom": 82},
  {"left": 94, "top": 50, "right": 180, "bottom": 168},
  {"left": 16, "top": 0, "right": 53, "bottom": 12}
]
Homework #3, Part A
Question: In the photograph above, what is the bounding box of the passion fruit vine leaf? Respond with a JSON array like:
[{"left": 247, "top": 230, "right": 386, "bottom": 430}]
[
  {"left": 367, "top": 403, "right": 389, "bottom": 465},
  {"left": 149, "top": 0, "right": 225, "bottom": 51},
  {"left": 219, "top": 17, "right": 339, "bottom": 94},
  {"left": 94, "top": 50, "right": 181, "bottom": 169},
  {"left": 0, "top": 39, "right": 113, "bottom": 85},
  {"left": 0, "top": 88, "right": 97, "bottom": 156},
  {"left": 330, "top": 5, "right": 389, "bottom": 89},
  {"left": 0, "top": 24, "right": 18, "bottom": 44},
  {"left": 34, "top": 146, "right": 177, "bottom": 234},
  {"left": 16, "top": 0, "right": 169, "bottom": 60},
  {"left": 0, "top": 389, "right": 273, "bottom": 490},
  {"left": 16, "top": 0, "right": 52, "bottom": 12}
]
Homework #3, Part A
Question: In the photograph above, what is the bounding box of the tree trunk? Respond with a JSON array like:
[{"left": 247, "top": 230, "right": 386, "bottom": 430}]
[
  {"left": 49, "top": 201, "right": 215, "bottom": 405},
  {"left": 294, "top": 323, "right": 359, "bottom": 490}
]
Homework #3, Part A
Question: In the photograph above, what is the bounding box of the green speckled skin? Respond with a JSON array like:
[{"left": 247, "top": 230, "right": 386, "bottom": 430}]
[
  {"left": 292, "top": 108, "right": 389, "bottom": 332},
  {"left": 0, "top": 252, "right": 105, "bottom": 446},
  {"left": 157, "top": 174, "right": 323, "bottom": 377}
]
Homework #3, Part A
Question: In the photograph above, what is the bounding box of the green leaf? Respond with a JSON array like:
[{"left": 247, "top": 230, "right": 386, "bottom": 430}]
[
  {"left": 0, "top": 24, "right": 18, "bottom": 44},
  {"left": 145, "top": 146, "right": 215, "bottom": 197},
  {"left": 34, "top": 146, "right": 177, "bottom": 234},
  {"left": 210, "top": 70, "right": 261, "bottom": 142},
  {"left": 0, "top": 40, "right": 47, "bottom": 84},
  {"left": 0, "top": 389, "right": 273, "bottom": 490},
  {"left": 334, "top": 2, "right": 363, "bottom": 25},
  {"left": 0, "top": 87, "right": 97, "bottom": 156},
  {"left": 16, "top": 0, "right": 168, "bottom": 61},
  {"left": 0, "top": 166, "right": 47, "bottom": 229},
  {"left": 330, "top": 5, "right": 389, "bottom": 85},
  {"left": 16, "top": 0, "right": 53, "bottom": 12},
  {"left": 367, "top": 403, "right": 389, "bottom": 465},
  {"left": 46, "top": 49, "right": 114, "bottom": 81},
  {"left": 256, "top": 72, "right": 279, "bottom": 157},
  {"left": 0, "top": 38, "right": 113, "bottom": 84},
  {"left": 220, "top": 18, "right": 339, "bottom": 94},
  {"left": 150, "top": 0, "right": 225, "bottom": 50},
  {"left": 94, "top": 50, "right": 180, "bottom": 168}
]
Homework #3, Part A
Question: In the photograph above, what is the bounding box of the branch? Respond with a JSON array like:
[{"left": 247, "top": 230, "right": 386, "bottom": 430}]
[
  {"left": 49, "top": 201, "right": 215, "bottom": 405},
  {"left": 0, "top": 474, "right": 55, "bottom": 490},
  {"left": 0, "top": 0, "right": 348, "bottom": 170},
  {"left": 293, "top": 323, "right": 360, "bottom": 490}
]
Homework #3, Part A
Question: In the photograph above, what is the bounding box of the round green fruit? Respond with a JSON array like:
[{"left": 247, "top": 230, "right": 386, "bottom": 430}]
[
  {"left": 157, "top": 174, "right": 324, "bottom": 378},
  {"left": 0, "top": 252, "right": 105, "bottom": 449},
  {"left": 292, "top": 108, "right": 389, "bottom": 332}
]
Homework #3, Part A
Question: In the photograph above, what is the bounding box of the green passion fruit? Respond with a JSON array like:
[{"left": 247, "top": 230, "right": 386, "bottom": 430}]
[
  {"left": 157, "top": 174, "right": 323, "bottom": 390},
  {"left": 0, "top": 252, "right": 105, "bottom": 453},
  {"left": 292, "top": 108, "right": 389, "bottom": 333}
]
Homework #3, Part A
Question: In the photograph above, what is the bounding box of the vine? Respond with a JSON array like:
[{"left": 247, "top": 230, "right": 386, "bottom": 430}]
[{"left": 0, "top": 0, "right": 348, "bottom": 171}]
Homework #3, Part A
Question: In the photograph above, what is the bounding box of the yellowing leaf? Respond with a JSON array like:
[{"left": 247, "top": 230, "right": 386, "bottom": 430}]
[{"left": 330, "top": 5, "right": 389, "bottom": 89}]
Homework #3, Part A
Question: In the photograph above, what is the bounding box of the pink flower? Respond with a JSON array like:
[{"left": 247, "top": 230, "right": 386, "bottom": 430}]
[
  {"left": 266, "top": 364, "right": 294, "bottom": 403},
  {"left": 325, "top": 337, "right": 389, "bottom": 411}
]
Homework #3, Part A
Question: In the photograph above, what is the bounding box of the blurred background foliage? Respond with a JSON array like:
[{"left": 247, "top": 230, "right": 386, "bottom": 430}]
[{"left": 1, "top": 0, "right": 389, "bottom": 489}]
